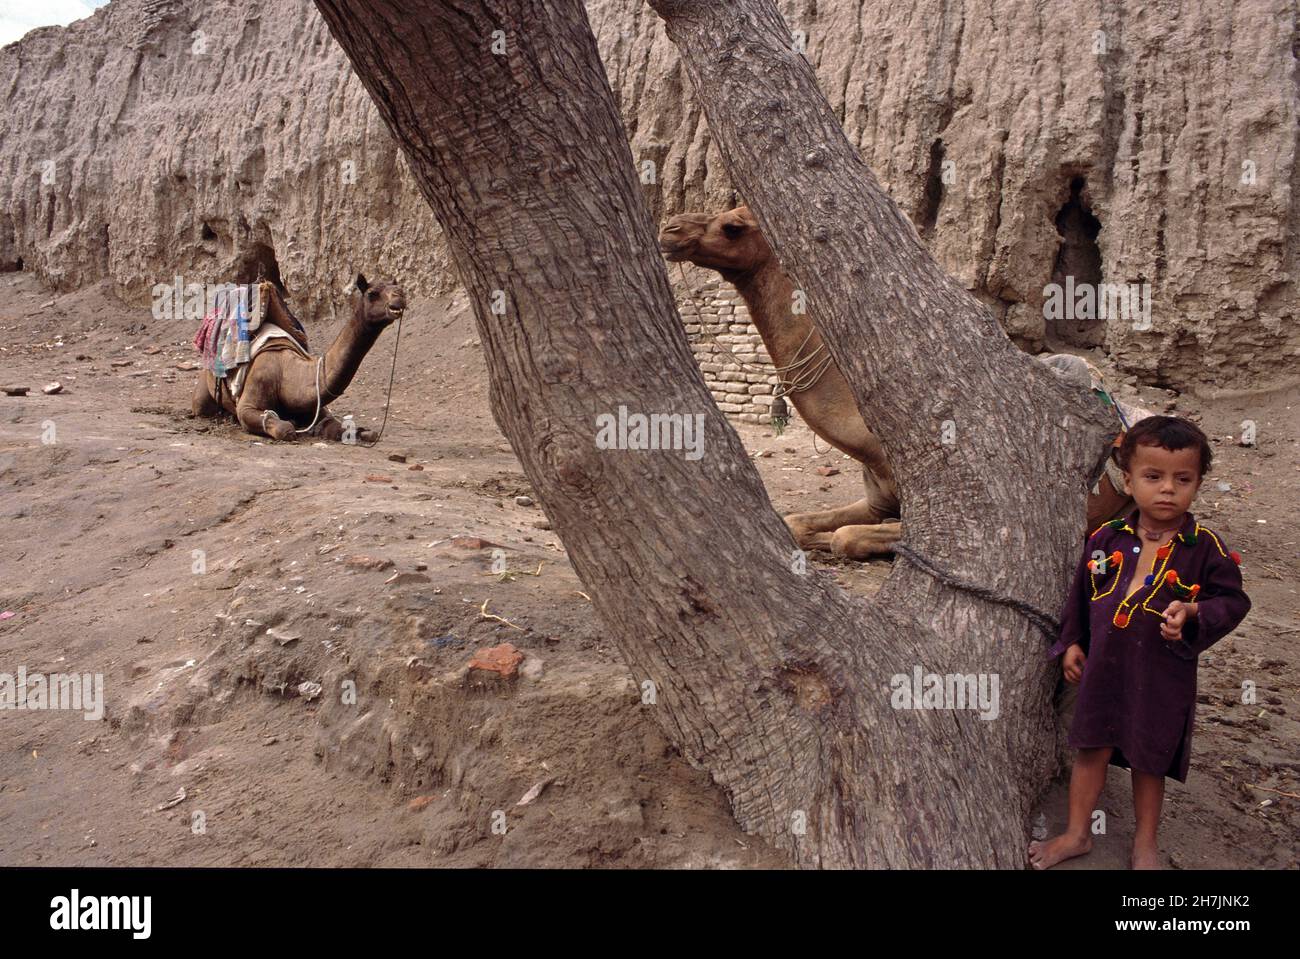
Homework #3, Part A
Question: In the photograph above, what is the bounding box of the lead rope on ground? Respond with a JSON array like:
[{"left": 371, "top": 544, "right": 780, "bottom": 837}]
[
  {"left": 356, "top": 314, "right": 401, "bottom": 448},
  {"left": 892, "top": 541, "right": 1061, "bottom": 638}
]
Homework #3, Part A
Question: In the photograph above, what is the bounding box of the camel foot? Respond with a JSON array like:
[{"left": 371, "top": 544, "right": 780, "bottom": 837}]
[
  {"left": 829, "top": 522, "right": 900, "bottom": 560},
  {"left": 239, "top": 407, "right": 297, "bottom": 441},
  {"left": 1028, "top": 832, "right": 1092, "bottom": 871},
  {"left": 265, "top": 417, "right": 297, "bottom": 441}
]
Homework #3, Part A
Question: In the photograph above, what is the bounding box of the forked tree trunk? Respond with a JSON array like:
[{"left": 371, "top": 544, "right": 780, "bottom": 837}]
[{"left": 313, "top": 0, "right": 1116, "bottom": 867}]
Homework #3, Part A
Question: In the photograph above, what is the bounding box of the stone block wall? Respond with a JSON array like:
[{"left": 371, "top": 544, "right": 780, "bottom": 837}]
[{"left": 673, "top": 279, "right": 783, "bottom": 425}]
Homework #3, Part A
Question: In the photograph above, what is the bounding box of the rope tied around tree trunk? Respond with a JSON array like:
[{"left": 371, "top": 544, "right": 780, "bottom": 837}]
[{"left": 891, "top": 541, "right": 1061, "bottom": 638}]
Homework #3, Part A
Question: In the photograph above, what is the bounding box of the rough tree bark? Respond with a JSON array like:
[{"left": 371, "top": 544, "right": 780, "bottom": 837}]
[{"left": 313, "top": 0, "right": 1116, "bottom": 867}]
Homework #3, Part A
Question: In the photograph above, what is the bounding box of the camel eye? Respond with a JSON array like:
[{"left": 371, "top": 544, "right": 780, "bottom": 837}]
[
  {"left": 368, "top": 290, "right": 379, "bottom": 300},
  {"left": 722, "top": 222, "right": 746, "bottom": 239}
]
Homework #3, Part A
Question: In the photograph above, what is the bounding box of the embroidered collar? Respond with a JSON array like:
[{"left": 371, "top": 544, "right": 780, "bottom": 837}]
[{"left": 1112, "top": 507, "right": 1198, "bottom": 545}]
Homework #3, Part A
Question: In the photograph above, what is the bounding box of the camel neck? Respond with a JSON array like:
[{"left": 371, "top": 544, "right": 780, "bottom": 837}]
[
  {"left": 732, "top": 259, "right": 821, "bottom": 368},
  {"left": 321, "top": 313, "right": 383, "bottom": 400}
]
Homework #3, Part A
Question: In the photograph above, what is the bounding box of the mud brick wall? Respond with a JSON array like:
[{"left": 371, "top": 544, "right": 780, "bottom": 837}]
[{"left": 673, "top": 280, "right": 782, "bottom": 425}]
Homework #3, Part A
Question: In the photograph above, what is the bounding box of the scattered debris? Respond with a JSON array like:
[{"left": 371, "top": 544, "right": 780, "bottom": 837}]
[
  {"left": 478, "top": 600, "right": 525, "bottom": 631},
  {"left": 468, "top": 641, "right": 525, "bottom": 677},
  {"left": 42, "top": 381, "right": 62, "bottom": 395},
  {"left": 516, "top": 779, "right": 553, "bottom": 807},
  {"left": 384, "top": 571, "right": 431, "bottom": 586},
  {"left": 409, "top": 795, "right": 435, "bottom": 812},
  {"left": 815, "top": 465, "right": 840, "bottom": 476},
  {"left": 453, "top": 535, "right": 502, "bottom": 550},
  {"left": 514, "top": 495, "right": 534, "bottom": 507},
  {"left": 345, "top": 555, "right": 394, "bottom": 571},
  {"left": 2, "top": 386, "right": 29, "bottom": 396},
  {"left": 296, "top": 681, "right": 323, "bottom": 701},
  {"left": 1245, "top": 783, "right": 1300, "bottom": 800},
  {"left": 154, "top": 787, "right": 187, "bottom": 811},
  {"left": 387, "top": 453, "right": 408, "bottom": 463},
  {"left": 364, "top": 474, "right": 393, "bottom": 484},
  {"left": 266, "top": 626, "right": 300, "bottom": 646}
]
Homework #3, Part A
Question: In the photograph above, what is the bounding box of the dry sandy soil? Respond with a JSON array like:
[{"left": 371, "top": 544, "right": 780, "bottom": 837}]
[{"left": 0, "top": 271, "right": 1296, "bottom": 868}]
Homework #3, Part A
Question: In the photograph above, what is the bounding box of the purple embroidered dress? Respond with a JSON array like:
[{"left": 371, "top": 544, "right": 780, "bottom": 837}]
[{"left": 1048, "top": 509, "right": 1250, "bottom": 782}]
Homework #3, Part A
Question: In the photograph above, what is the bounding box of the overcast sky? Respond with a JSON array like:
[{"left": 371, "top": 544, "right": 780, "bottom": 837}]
[{"left": 0, "top": 0, "right": 109, "bottom": 49}]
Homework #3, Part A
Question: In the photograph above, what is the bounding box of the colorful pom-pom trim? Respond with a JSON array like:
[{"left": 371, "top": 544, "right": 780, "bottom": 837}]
[
  {"left": 1156, "top": 545, "right": 1171, "bottom": 559},
  {"left": 1164, "top": 570, "right": 1201, "bottom": 600},
  {"left": 1110, "top": 550, "right": 1123, "bottom": 565},
  {"left": 1115, "top": 612, "right": 1130, "bottom": 628},
  {"left": 1106, "top": 518, "right": 1128, "bottom": 530},
  {"left": 1144, "top": 574, "right": 1154, "bottom": 586},
  {"left": 1229, "top": 550, "right": 1242, "bottom": 565}
]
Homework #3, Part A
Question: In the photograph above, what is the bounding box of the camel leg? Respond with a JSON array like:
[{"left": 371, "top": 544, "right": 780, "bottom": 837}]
[
  {"left": 785, "top": 461, "right": 901, "bottom": 555},
  {"left": 236, "top": 400, "right": 297, "bottom": 441},
  {"left": 316, "top": 415, "right": 345, "bottom": 441},
  {"left": 313, "top": 414, "right": 378, "bottom": 444},
  {"left": 828, "top": 521, "right": 902, "bottom": 559},
  {"left": 785, "top": 496, "right": 893, "bottom": 552},
  {"left": 191, "top": 373, "right": 220, "bottom": 417}
]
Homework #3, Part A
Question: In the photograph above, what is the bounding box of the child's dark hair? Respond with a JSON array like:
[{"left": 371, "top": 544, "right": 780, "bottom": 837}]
[{"left": 1116, "top": 415, "right": 1213, "bottom": 476}]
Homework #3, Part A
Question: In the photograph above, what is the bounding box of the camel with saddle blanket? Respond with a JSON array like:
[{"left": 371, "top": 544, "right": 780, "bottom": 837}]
[{"left": 191, "top": 273, "right": 405, "bottom": 442}]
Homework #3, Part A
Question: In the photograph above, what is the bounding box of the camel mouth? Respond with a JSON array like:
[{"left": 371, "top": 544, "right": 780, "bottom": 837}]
[
  {"left": 386, "top": 305, "right": 405, "bottom": 319},
  {"left": 659, "top": 243, "right": 689, "bottom": 262}
]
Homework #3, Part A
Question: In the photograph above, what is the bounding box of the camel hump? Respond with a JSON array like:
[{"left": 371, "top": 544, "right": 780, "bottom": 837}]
[{"left": 257, "top": 282, "right": 310, "bottom": 350}]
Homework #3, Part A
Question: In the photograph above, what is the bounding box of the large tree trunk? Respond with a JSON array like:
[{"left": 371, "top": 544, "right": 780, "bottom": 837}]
[{"left": 313, "top": 0, "right": 1116, "bottom": 867}]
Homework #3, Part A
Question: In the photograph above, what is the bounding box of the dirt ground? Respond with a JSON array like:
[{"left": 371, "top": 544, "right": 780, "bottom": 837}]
[{"left": 0, "top": 270, "right": 1296, "bottom": 868}]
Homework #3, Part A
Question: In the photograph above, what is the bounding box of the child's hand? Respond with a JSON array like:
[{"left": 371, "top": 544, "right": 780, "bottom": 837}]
[
  {"left": 1161, "top": 601, "right": 1197, "bottom": 642},
  {"left": 1062, "top": 644, "right": 1086, "bottom": 684}
]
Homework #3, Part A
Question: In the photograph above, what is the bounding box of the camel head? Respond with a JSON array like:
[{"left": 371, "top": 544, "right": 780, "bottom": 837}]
[
  {"left": 350, "top": 273, "right": 407, "bottom": 328},
  {"left": 658, "top": 205, "right": 772, "bottom": 281}
]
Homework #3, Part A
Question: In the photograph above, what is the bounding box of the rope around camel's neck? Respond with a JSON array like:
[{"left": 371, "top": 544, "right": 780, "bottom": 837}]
[{"left": 675, "top": 262, "right": 833, "bottom": 397}]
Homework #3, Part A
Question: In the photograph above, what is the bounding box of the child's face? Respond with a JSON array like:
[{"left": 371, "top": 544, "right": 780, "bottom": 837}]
[{"left": 1122, "top": 442, "right": 1203, "bottom": 525}]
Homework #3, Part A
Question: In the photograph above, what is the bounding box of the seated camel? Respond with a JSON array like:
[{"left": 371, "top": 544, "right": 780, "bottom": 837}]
[
  {"left": 192, "top": 273, "right": 405, "bottom": 442},
  {"left": 659, "top": 205, "right": 1136, "bottom": 559}
]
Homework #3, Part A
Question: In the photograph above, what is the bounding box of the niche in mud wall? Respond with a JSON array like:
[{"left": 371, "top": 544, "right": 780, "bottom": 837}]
[
  {"left": 0, "top": 215, "right": 19, "bottom": 271},
  {"left": 235, "top": 241, "right": 283, "bottom": 291},
  {"left": 918, "top": 139, "right": 946, "bottom": 240},
  {"left": 1046, "top": 176, "right": 1105, "bottom": 348}
]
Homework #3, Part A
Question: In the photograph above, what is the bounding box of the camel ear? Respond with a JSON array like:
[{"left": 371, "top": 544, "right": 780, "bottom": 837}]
[{"left": 353, "top": 273, "right": 369, "bottom": 295}]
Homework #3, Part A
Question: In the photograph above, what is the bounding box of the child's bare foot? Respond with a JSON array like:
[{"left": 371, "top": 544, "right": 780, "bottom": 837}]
[
  {"left": 1131, "top": 840, "right": 1162, "bottom": 870},
  {"left": 1028, "top": 832, "right": 1092, "bottom": 870}
]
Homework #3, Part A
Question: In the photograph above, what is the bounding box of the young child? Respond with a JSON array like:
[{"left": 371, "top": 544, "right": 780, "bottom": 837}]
[{"left": 1029, "top": 415, "right": 1250, "bottom": 870}]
